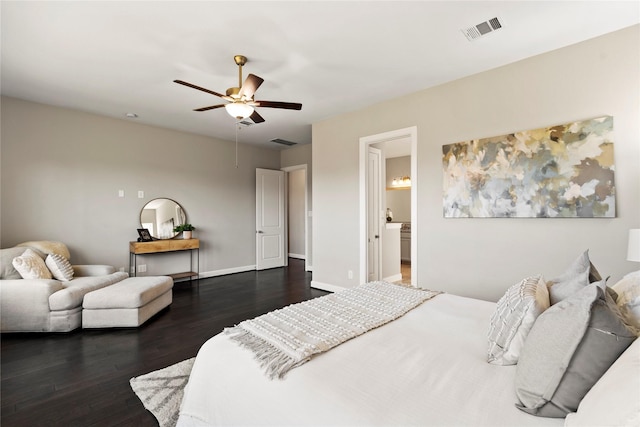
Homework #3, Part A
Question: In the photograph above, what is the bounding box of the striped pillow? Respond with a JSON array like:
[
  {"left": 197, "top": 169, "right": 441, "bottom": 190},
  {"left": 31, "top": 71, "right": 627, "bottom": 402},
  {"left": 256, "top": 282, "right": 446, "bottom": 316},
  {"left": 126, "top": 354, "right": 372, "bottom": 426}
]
[
  {"left": 45, "top": 253, "right": 74, "bottom": 281},
  {"left": 487, "top": 275, "right": 550, "bottom": 365}
]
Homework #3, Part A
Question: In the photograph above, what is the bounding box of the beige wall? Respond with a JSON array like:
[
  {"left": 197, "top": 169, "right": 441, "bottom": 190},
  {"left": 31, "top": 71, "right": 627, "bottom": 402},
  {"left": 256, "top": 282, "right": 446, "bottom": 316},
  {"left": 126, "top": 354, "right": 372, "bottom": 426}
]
[
  {"left": 1, "top": 97, "right": 281, "bottom": 277},
  {"left": 313, "top": 25, "right": 640, "bottom": 301}
]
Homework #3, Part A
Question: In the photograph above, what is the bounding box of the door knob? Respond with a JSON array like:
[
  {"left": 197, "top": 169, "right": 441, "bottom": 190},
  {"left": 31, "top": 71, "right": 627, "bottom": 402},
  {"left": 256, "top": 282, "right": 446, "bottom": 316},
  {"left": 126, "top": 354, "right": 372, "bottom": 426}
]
[{"left": 257, "top": 230, "right": 264, "bottom": 234}]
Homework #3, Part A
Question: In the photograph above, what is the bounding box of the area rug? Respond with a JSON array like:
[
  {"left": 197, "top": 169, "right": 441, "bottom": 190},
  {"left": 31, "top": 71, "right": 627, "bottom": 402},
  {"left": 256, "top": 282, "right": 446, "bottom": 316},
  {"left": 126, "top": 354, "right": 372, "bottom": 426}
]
[{"left": 130, "top": 357, "right": 195, "bottom": 427}]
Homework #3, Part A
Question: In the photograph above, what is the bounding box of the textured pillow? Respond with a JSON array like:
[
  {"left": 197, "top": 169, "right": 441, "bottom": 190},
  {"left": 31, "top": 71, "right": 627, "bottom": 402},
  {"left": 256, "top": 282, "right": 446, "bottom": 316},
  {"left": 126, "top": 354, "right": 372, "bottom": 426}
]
[
  {"left": 487, "top": 275, "right": 549, "bottom": 365},
  {"left": 564, "top": 338, "right": 640, "bottom": 427},
  {"left": 45, "top": 253, "right": 74, "bottom": 281},
  {"left": 17, "top": 240, "right": 71, "bottom": 260},
  {"left": 12, "top": 248, "right": 53, "bottom": 280},
  {"left": 515, "top": 280, "right": 637, "bottom": 418},
  {"left": 611, "top": 270, "right": 640, "bottom": 330},
  {"left": 548, "top": 250, "right": 601, "bottom": 305}
]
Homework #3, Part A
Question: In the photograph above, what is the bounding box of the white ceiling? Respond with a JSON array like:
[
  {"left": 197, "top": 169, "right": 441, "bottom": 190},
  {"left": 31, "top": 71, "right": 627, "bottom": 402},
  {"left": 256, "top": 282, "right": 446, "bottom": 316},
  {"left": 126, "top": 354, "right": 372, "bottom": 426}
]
[{"left": 2, "top": 1, "right": 638, "bottom": 150}]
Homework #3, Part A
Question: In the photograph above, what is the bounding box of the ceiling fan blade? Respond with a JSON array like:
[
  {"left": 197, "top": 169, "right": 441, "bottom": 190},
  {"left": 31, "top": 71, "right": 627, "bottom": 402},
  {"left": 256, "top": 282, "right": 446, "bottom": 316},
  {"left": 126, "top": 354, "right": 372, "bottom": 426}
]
[
  {"left": 256, "top": 100, "right": 302, "bottom": 110},
  {"left": 194, "top": 104, "right": 226, "bottom": 112},
  {"left": 174, "top": 80, "right": 225, "bottom": 98},
  {"left": 240, "top": 74, "right": 264, "bottom": 99},
  {"left": 250, "top": 110, "right": 265, "bottom": 123}
]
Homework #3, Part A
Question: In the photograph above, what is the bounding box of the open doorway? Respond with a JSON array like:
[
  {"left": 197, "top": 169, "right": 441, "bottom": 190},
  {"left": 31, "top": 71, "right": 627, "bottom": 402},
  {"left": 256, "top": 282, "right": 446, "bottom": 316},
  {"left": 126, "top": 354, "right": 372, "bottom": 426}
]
[
  {"left": 385, "top": 150, "right": 412, "bottom": 285},
  {"left": 359, "top": 127, "right": 417, "bottom": 287},
  {"left": 282, "top": 164, "right": 310, "bottom": 272}
]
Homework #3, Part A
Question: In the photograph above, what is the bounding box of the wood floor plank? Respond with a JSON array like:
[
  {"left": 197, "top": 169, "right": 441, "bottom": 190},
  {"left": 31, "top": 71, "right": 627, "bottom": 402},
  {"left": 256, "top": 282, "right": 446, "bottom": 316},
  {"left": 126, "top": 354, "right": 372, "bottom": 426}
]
[{"left": 1, "top": 259, "right": 327, "bottom": 426}]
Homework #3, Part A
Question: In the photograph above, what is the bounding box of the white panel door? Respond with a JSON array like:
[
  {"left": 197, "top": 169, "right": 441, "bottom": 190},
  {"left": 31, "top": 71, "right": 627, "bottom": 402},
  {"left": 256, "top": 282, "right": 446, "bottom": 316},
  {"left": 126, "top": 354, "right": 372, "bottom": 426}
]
[
  {"left": 256, "top": 168, "right": 286, "bottom": 270},
  {"left": 367, "top": 147, "right": 382, "bottom": 282}
]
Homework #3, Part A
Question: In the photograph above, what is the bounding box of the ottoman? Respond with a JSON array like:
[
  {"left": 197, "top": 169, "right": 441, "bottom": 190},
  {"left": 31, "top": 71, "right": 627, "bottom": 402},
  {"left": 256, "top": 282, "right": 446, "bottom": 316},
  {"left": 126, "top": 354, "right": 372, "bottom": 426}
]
[{"left": 82, "top": 276, "right": 173, "bottom": 328}]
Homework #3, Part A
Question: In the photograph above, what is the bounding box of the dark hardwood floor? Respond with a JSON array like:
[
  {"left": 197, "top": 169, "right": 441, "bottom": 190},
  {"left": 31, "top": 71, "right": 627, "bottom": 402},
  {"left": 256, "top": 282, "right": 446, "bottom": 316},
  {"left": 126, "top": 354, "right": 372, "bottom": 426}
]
[{"left": 1, "top": 258, "right": 328, "bottom": 426}]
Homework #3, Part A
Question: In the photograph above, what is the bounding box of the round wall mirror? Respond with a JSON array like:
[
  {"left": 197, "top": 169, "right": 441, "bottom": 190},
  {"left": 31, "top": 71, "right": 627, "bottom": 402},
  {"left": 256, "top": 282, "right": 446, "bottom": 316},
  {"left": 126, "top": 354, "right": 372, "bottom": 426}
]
[{"left": 139, "top": 198, "right": 186, "bottom": 239}]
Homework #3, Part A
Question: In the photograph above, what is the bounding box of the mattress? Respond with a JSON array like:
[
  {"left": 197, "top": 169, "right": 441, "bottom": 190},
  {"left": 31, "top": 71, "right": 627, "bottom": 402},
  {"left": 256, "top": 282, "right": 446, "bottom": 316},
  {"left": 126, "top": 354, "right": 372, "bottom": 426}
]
[{"left": 177, "top": 293, "right": 563, "bottom": 426}]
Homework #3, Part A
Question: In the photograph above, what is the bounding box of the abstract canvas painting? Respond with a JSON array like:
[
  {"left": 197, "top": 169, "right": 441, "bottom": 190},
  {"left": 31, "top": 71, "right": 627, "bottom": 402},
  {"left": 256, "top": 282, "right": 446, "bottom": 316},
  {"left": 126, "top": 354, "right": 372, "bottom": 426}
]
[{"left": 442, "top": 116, "right": 615, "bottom": 218}]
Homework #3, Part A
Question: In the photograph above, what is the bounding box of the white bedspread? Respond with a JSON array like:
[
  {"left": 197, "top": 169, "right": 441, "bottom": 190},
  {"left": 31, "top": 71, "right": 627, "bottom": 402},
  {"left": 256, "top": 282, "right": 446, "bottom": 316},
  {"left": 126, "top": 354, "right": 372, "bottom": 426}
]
[
  {"left": 225, "top": 282, "right": 440, "bottom": 379},
  {"left": 178, "top": 293, "right": 563, "bottom": 426}
]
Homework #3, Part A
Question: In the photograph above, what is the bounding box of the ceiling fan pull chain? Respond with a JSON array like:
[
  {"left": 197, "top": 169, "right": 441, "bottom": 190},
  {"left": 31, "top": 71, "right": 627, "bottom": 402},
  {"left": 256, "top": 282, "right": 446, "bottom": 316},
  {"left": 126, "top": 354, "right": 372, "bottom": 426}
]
[{"left": 235, "top": 121, "right": 240, "bottom": 168}]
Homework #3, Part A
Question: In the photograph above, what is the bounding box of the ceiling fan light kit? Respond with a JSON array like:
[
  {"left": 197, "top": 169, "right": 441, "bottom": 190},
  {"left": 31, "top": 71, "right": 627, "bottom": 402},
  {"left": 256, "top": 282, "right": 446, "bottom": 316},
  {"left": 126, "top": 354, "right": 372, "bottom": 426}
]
[
  {"left": 225, "top": 102, "right": 254, "bottom": 119},
  {"left": 175, "top": 54, "right": 302, "bottom": 123}
]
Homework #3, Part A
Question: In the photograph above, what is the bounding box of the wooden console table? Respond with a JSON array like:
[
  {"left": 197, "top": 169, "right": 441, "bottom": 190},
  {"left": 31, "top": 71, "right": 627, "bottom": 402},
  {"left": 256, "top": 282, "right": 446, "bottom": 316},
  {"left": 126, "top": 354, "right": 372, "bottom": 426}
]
[{"left": 129, "top": 238, "right": 199, "bottom": 281}]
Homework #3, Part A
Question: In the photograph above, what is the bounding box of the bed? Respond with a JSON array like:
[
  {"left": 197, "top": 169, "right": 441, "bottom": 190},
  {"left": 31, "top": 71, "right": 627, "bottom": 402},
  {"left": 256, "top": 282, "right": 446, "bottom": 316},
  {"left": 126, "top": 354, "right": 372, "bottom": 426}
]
[{"left": 177, "top": 264, "right": 640, "bottom": 427}]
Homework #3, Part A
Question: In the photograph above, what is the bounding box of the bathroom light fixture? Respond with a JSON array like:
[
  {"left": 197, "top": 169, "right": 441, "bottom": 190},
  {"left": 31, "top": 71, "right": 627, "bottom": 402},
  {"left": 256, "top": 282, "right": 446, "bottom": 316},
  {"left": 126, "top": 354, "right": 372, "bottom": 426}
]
[
  {"left": 224, "top": 102, "right": 254, "bottom": 120},
  {"left": 628, "top": 229, "right": 640, "bottom": 262},
  {"left": 391, "top": 176, "right": 411, "bottom": 188}
]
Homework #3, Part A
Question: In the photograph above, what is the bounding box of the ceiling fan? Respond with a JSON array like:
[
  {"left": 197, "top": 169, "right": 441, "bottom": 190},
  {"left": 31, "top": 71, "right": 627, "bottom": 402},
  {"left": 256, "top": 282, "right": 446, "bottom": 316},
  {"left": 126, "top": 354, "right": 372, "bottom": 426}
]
[{"left": 174, "top": 55, "right": 302, "bottom": 123}]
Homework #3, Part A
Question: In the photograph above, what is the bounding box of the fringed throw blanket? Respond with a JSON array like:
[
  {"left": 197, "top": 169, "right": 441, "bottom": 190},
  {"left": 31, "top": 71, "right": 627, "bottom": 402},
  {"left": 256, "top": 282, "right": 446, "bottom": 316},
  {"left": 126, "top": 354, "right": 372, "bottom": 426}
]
[{"left": 225, "top": 281, "right": 441, "bottom": 379}]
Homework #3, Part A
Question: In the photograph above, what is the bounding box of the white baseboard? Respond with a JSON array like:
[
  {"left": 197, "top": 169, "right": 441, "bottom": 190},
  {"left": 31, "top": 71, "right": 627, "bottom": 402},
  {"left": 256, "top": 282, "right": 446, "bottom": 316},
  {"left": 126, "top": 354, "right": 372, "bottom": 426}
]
[
  {"left": 288, "top": 253, "right": 306, "bottom": 260},
  {"left": 383, "top": 273, "right": 403, "bottom": 283},
  {"left": 184, "top": 264, "right": 315, "bottom": 284},
  {"left": 310, "top": 280, "right": 345, "bottom": 293},
  {"left": 196, "top": 265, "right": 257, "bottom": 280}
]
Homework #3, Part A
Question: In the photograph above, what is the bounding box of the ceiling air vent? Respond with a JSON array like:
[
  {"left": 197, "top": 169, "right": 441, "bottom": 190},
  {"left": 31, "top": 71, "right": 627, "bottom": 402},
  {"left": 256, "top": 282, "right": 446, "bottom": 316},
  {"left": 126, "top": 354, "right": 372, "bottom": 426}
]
[
  {"left": 461, "top": 17, "right": 503, "bottom": 41},
  {"left": 238, "top": 119, "right": 254, "bottom": 127},
  {"left": 270, "top": 138, "right": 297, "bottom": 146}
]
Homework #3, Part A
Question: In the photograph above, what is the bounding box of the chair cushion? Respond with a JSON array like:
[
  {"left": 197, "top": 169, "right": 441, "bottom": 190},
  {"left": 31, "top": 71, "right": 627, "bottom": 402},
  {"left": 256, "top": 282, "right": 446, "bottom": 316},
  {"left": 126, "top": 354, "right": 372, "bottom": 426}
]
[
  {"left": 83, "top": 276, "right": 173, "bottom": 309},
  {"left": 48, "top": 272, "right": 129, "bottom": 311},
  {"left": 17, "top": 240, "right": 71, "bottom": 260}
]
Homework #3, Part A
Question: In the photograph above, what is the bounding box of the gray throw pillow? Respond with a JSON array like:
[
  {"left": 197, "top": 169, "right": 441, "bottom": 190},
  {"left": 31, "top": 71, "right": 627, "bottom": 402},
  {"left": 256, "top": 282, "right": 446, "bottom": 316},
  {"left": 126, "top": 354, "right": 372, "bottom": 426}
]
[
  {"left": 515, "top": 280, "right": 637, "bottom": 418},
  {"left": 1, "top": 247, "right": 27, "bottom": 279},
  {"left": 0, "top": 246, "right": 47, "bottom": 279},
  {"left": 548, "top": 250, "right": 602, "bottom": 305}
]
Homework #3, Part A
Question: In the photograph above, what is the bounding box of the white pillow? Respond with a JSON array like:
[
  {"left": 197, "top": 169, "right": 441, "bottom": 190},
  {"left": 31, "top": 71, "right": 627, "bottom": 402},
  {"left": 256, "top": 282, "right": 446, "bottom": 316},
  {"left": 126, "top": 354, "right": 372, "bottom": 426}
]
[
  {"left": 45, "top": 253, "right": 74, "bottom": 281},
  {"left": 564, "top": 337, "right": 640, "bottom": 426},
  {"left": 487, "top": 275, "right": 549, "bottom": 365},
  {"left": 611, "top": 270, "right": 640, "bottom": 331},
  {"left": 12, "top": 248, "right": 52, "bottom": 280}
]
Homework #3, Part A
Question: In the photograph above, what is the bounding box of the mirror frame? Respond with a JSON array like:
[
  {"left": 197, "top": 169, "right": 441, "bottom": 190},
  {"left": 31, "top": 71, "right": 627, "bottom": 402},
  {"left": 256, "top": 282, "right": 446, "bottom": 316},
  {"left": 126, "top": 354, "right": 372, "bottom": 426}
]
[{"left": 139, "top": 197, "right": 186, "bottom": 240}]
